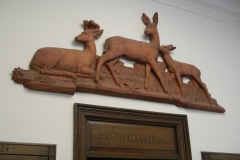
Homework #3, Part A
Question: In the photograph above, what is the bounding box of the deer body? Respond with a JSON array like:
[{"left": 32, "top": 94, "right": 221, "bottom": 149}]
[
  {"left": 95, "top": 12, "right": 168, "bottom": 93},
  {"left": 30, "top": 20, "right": 103, "bottom": 78},
  {"left": 159, "top": 45, "right": 212, "bottom": 103},
  {"left": 103, "top": 36, "right": 159, "bottom": 62}
]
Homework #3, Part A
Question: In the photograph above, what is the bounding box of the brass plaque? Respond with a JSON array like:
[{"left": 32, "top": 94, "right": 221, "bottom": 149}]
[{"left": 0, "top": 141, "right": 56, "bottom": 160}]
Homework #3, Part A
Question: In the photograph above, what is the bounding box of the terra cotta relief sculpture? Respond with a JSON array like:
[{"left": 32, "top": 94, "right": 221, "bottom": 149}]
[{"left": 12, "top": 12, "right": 225, "bottom": 113}]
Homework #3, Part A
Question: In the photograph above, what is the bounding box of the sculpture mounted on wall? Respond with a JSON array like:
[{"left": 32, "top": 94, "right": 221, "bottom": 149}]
[{"left": 12, "top": 13, "right": 225, "bottom": 113}]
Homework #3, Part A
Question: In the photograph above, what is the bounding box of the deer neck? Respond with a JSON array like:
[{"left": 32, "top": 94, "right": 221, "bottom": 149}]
[
  {"left": 162, "top": 52, "right": 175, "bottom": 71},
  {"left": 150, "top": 32, "right": 160, "bottom": 49},
  {"left": 84, "top": 40, "right": 96, "bottom": 59}
]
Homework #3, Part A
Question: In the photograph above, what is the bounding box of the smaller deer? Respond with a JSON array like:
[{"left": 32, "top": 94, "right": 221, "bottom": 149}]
[
  {"left": 95, "top": 12, "right": 168, "bottom": 94},
  {"left": 159, "top": 45, "right": 212, "bottom": 103},
  {"left": 30, "top": 20, "right": 103, "bottom": 78}
]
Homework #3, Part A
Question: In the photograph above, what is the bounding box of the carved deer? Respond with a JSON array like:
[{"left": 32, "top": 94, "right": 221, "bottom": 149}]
[
  {"left": 95, "top": 12, "right": 168, "bottom": 94},
  {"left": 30, "top": 20, "right": 103, "bottom": 78},
  {"left": 159, "top": 45, "right": 212, "bottom": 103}
]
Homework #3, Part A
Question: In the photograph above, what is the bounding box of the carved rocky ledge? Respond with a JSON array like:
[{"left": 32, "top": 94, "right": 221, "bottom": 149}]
[{"left": 12, "top": 61, "right": 225, "bottom": 113}]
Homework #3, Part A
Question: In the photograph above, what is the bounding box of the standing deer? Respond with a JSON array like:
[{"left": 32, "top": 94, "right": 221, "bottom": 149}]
[
  {"left": 95, "top": 12, "right": 168, "bottom": 94},
  {"left": 30, "top": 20, "right": 103, "bottom": 78},
  {"left": 159, "top": 44, "right": 212, "bottom": 103}
]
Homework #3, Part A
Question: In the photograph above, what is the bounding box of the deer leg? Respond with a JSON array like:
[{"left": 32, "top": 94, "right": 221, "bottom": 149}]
[
  {"left": 77, "top": 67, "right": 95, "bottom": 78},
  {"left": 174, "top": 72, "right": 184, "bottom": 96},
  {"left": 168, "top": 73, "right": 176, "bottom": 95},
  {"left": 106, "top": 58, "right": 122, "bottom": 87},
  {"left": 40, "top": 68, "right": 77, "bottom": 78},
  {"left": 145, "top": 63, "right": 151, "bottom": 89},
  {"left": 95, "top": 56, "right": 107, "bottom": 82},
  {"left": 95, "top": 51, "right": 120, "bottom": 82},
  {"left": 147, "top": 59, "right": 168, "bottom": 94},
  {"left": 191, "top": 80, "right": 199, "bottom": 102},
  {"left": 193, "top": 77, "right": 212, "bottom": 104}
]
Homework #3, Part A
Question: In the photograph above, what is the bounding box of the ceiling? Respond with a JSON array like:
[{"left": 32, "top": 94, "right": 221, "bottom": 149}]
[
  {"left": 191, "top": 0, "right": 240, "bottom": 16},
  {"left": 225, "top": 0, "right": 240, "bottom": 7}
]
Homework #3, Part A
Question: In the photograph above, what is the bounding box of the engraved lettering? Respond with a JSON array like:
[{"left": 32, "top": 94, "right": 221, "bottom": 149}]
[
  {"left": 115, "top": 133, "right": 120, "bottom": 141},
  {"left": 150, "top": 136, "right": 154, "bottom": 143},
  {"left": 155, "top": 137, "right": 159, "bottom": 143},
  {"left": 130, "top": 135, "right": 135, "bottom": 142},
  {"left": 125, "top": 134, "right": 129, "bottom": 141},
  {"left": 121, "top": 134, "right": 125, "bottom": 141},
  {"left": 109, "top": 133, "right": 114, "bottom": 141},
  {"left": 108, "top": 132, "right": 169, "bottom": 144},
  {"left": 0, "top": 144, "right": 9, "bottom": 152},
  {"left": 136, "top": 136, "right": 141, "bottom": 143}
]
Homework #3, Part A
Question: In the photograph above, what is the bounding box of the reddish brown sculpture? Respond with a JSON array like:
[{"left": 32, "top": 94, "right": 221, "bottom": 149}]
[
  {"left": 30, "top": 20, "right": 103, "bottom": 78},
  {"left": 159, "top": 45, "right": 212, "bottom": 104},
  {"left": 12, "top": 13, "right": 225, "bottom": 113},
  {"left": 95, "top": 12, "right": 168, "bottom": 94}
]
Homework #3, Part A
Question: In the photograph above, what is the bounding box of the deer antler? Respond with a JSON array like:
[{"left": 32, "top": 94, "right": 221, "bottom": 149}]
[
  {"left": 83, "top": 20, "right": 89, "bottom": 30},
  {"left": 83, "top": 20, "right": 100, "bottom": 31},
  {"left": 89, "top": 20, "right": 100, "bottom": 30}
]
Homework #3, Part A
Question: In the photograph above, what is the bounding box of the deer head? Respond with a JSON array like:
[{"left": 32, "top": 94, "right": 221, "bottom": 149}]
[
  {"left": 142, "top": 12, "right": 158, "bottom": 35},
  {"left": 159, "top": 45, "right": 176, "bottom": 54},
  {"left": 75, "top": 20, "right": 103, "bottom": 42}
]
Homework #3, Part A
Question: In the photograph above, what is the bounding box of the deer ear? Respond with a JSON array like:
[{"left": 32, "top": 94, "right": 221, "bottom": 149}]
[
  {"left": 152, "top": 12, "right": 158, "bottom": 24},
  {"left": 142, "top": 13, "right": 150, "bottom": 25}
]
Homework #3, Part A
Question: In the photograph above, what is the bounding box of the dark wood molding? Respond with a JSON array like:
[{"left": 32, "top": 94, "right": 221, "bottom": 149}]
[
  {"left": 74, "top": 103, "right": 192, "bottom": 160},
  {"left": 202, "top": 151, "right": 240, "bottom": 160},
  {"left": 0, "top": 141, "right": 56, "bottom": 160}
]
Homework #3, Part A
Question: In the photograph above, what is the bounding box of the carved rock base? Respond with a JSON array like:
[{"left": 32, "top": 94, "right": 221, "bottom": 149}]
[{"left": 12, "top": 61, "right": 225, "bottom": 113}]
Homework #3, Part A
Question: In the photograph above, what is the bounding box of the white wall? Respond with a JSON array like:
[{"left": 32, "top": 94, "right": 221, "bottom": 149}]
[{"left": 1, "top": 0, "right": 240, "bottom": 159}]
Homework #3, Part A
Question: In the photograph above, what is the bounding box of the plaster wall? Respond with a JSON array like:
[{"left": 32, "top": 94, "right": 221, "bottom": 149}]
[{"left": 0, "top": 0, "right": 240, "bottom": 159}]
